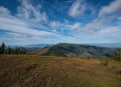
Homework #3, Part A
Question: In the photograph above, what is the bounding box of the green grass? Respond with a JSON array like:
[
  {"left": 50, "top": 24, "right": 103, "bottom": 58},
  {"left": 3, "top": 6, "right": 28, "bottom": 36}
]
[{"left": 0, "top": 55, "right": 121, "bottom": 87}]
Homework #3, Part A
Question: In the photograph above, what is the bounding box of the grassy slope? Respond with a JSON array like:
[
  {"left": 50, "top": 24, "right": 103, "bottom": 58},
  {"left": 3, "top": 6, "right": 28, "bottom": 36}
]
[{"left": 0, "top": 55, "right": 121, "bottom": 87}]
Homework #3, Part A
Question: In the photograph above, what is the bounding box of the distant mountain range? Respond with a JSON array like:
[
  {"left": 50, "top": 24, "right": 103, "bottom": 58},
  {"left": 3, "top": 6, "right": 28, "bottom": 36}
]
[
  {"left": 33, "top": 43, "right": 116, "bottom": 58},
  {"left": 8, "top": 43, "right": 121, "bottom": 48},
  {"left": 9, "top": 44, "right": 53, "bottom": 48},
  {"left": 85, "top": 43, "right": 121, "bottom": 48},
  {"left": 7, "top": 43, "right": 121, "bottom": 48}
]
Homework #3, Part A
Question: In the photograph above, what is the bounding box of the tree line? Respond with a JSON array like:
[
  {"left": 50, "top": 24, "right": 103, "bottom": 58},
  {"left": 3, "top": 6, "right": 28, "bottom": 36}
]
[{"left": 0, "top": 42, "right": 26, "bottom": 54}]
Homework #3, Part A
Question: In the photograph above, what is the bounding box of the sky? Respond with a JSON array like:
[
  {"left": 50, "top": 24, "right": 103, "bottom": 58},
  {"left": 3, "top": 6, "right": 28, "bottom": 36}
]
[{"left": 0, "top": 0, "right": 121, "bottom": 45}]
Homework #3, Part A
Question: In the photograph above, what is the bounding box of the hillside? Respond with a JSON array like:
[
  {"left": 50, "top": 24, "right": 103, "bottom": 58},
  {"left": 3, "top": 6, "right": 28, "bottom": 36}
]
[
  {"left": 0, "top": 55, "right": 121, "bottom": 87},
  {"left": 33, "top": 43, "right": 115, "bottom": 58}
]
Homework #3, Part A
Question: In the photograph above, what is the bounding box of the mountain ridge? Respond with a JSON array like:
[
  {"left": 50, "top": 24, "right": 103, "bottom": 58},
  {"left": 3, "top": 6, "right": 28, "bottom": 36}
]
[{"left": 33, "top": 43, "right": 115, "bottom": 58}]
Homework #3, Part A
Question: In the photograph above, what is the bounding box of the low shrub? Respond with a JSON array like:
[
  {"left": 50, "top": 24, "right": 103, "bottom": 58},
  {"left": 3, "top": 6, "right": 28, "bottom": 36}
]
[{"left": 99, "top": 57, "right": 109, "bottom": 66}]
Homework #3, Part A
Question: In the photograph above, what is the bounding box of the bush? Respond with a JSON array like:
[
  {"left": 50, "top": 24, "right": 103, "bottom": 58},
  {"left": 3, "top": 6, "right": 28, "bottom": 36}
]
[
  {"left": 99, "top": 57, "right": 109, "bottom": 66},
  {"left": 113, "top": 48, "right": 121, "bottom": 61}
]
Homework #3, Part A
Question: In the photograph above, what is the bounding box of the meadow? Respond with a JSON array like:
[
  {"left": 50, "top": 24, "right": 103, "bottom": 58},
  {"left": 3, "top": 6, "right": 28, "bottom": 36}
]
[{"left": 0, "top": 55, "right": 121, "bottom": 87}]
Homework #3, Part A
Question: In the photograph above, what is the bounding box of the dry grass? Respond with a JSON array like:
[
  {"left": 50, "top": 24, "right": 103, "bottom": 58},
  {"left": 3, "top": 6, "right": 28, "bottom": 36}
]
[{"left": 0, "top": 55, "right": 121, "bottom": 87}]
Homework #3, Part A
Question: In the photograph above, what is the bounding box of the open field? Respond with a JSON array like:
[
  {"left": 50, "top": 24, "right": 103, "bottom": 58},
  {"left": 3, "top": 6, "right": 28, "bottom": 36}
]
[{"left": 0, "top": 55, "right": 121, "bottom": 87}]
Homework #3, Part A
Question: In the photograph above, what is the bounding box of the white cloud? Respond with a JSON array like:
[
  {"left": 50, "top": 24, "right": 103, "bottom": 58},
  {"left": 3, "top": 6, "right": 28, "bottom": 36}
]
[
  {"left": 5, "top": 32, "right": 33, "bottom": 38},
  {"left": 0, "top": 15, "right": 67, "bottom": 45},
  {"left": 0, "top": 16, "right": 55, "bottom": 37},
  {"left": 71, "top": 23, "right": 81, "bottom": 30},
  {"left": 0, "top": 16, "right": 28, "bottom": 27},
  {"left": 99, "top": 0, "right": 121, "bottom": 17},
  {"left": 82, "top": 18, "right": 103, "bottom": 34},
  {"left": 17, "top": 0, "right": 48, "bottom": 23},
  {"left": 68, "top": 0, "right": 87, "bottom": 17},
  {"left": 50, "top": 21, "right": 60, "bottom": 29},
  {"left": 117, "top": 17, "right": 121, "bottom": 20},
  {"left": 0, "top": 4, "right": 75, "bottom": 45},
  {"left": 82, "top": 0, "right": 121, "bottom": 34},
  {"left": 93, "top": 25, "right": 121, "bottom": 43},
  {"left": 0, "top": 6, "right": 11, "bottom": 16},
  {"left": 0, "top": 15, "right": 77, "bottom": 45},
  {"left": 99, "top": 26, "right": 121, "bottom": 36},
  {"left": 64, "top": 19, "right": 69, "bottom": 24}
]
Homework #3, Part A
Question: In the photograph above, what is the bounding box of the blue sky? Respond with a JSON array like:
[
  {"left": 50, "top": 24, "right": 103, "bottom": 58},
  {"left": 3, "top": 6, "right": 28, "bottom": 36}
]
[{"left": 0, "top": 0, "right": 121, "bottom": 45}]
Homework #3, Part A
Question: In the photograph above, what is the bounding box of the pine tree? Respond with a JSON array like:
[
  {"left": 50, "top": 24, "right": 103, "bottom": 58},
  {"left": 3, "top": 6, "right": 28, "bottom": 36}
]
[
  {"left": 6, "top": 46, "right": 12, "bottom": 54},
  {"left": 0, "top": 42, "right": 5, "bottom": 54},
  {"left": 0, "top": 46, "right": 2, "bottom": 54}
]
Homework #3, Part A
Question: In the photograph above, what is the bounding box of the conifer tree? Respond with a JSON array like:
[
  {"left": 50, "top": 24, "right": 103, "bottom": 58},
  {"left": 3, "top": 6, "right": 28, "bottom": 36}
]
[{"left": 0, "top": 42, "right": 5, "bottom": 54}]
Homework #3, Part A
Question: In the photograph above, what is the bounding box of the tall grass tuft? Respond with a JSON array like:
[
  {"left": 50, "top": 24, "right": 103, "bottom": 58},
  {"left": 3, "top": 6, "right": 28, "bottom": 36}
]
[{"left": 99, "top": 57, "right": 109, "bottom": 66}]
